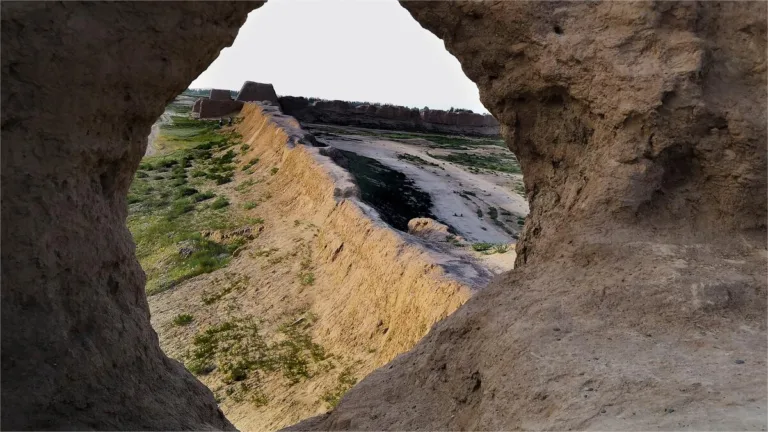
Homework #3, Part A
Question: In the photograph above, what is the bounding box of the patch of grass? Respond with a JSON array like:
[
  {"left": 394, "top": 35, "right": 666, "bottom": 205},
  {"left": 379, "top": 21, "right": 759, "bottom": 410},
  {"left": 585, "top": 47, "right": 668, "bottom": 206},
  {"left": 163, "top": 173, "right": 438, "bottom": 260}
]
[
  {"left": 445, "top": 235, "right": 463, "bottom": 247},
  {"left": 396, "top": 153, "right": 440, "bottom": 168},
  {"left": 210, "top": 196, "right": 229, "bottom": 210},
  {"left": 201, "top": 274, "right": 249, "bottom": 305},
  {"left": 246, "top": 217, "right": 265, "bottom": 225},
  {"left": 240, "top": 144, "right": 251, "bottom": 153},
  {"left": 184, "top": 314, "right": 329, "bottom": 404},
  {"left": 243, "top": 201, "right": 258, "bottom": 210},
  {"left": 167, "top": 199, "right": 195, "bottom": 219},
  {"left": 173, "top": 313, "right": 194, "bottom": 326},
  {"left": 298, "top": 272, "right": 315, "bottom": 286},
  {"left": 235, "top": 179, "right": 257, "bottom": 193},
  {"left": 427, "top": 151, "right": 521, "bottom": 174},
  {"left": 270, "top": 167, "right": 279, "bottom": 175},
  {"left": 493, "top": 244, "right": 510, "bottom": 254},
  {"left": 320, "top": 366, "right": 358, "bottom": 409},
  {"left": 129, "top": 105, "right": 251, "bottom": 295},
  {"left": 192, "top": 191, "right": 215, "bottom": 202},
  {"left": 471, "top": 242, "right": 494, "bottom": 252},
  {"left": 175, "top": 187, "right": 198, "bottom": 199},
  {"left": 242, "top": 158, "right": 259, "bottom": 171}
]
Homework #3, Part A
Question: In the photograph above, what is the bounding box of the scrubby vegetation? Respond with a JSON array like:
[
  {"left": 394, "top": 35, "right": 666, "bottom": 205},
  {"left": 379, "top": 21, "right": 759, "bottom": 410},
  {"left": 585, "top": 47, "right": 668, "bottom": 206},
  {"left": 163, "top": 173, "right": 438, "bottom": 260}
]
[
  {"left": 396, "top": 153, "right": 441, "bottom": 168},
  {"left": 185, "top": 313, "right": 331, "bottom": 405},
  {"left": 471, "top": 242, "right": 511, "bottom": 255},
  {"left": 128, "top": 115, "right": 252, "bottom": 295},
  {"left": 320, "top": 366, "right": 358, "bottom": 408},
  {"left": 173, "top": 313, "right": 194, "bottom": 326},
  {"left": 427, "top": 151, "right": 521, "bottom": 174}
]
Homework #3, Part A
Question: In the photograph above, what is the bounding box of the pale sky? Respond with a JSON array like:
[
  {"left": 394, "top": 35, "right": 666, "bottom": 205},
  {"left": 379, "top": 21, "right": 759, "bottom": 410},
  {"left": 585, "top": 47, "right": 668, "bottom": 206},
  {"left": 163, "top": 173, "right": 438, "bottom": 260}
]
[{"left": 190, "top": 0, "right": 489, "bottom": 114}]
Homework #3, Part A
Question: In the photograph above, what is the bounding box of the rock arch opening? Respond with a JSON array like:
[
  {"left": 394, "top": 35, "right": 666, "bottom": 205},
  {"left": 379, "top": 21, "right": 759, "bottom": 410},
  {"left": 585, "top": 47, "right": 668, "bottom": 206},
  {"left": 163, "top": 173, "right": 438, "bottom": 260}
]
[{"left": 2, "top": 2, "right": 766, "bottom": 431}]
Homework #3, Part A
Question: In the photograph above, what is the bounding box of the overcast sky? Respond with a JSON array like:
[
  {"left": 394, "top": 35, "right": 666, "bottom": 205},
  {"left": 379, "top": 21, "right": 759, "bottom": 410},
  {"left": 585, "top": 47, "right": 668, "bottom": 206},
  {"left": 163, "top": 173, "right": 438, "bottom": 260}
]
[{"left": 189, "top": 0, "right": 489, "bottom": 113}]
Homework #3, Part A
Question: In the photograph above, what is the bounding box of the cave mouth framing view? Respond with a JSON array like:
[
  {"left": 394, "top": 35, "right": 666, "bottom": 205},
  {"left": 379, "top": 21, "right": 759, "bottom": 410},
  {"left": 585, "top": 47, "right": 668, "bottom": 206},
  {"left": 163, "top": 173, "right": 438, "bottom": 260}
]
[
  {"left": 131, "top": 1, "right": 527, "bottom": 429},
  {"left": 2, "top": 1, "right": 765, "bottom": 431}
]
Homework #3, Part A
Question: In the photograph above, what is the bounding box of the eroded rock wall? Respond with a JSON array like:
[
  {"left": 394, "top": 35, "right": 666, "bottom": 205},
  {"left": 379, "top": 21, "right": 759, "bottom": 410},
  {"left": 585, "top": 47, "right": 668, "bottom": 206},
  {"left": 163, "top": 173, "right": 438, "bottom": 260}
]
[
  {"left": 279, "top": 96, "right": 500, "bottom": 136},
  {"left": 290, "top": 2, "right": 767, "bottom": 430},
  {"left": 1, "top": 2, "right": 262, "bottom": 430}
]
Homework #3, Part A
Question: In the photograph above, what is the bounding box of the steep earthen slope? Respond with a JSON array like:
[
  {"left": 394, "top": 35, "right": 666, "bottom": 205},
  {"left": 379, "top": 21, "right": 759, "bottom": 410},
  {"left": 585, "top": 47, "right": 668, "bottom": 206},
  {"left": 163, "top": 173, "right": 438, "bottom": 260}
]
[
  {"left": 234, "top": 104, "right": 473, "bottom": 364},
  {"left": 290, "top": 2, "right": 767, "bottom": 430},
  {"left": 148, "top": 103, "right": 473, "bottom": 430}
]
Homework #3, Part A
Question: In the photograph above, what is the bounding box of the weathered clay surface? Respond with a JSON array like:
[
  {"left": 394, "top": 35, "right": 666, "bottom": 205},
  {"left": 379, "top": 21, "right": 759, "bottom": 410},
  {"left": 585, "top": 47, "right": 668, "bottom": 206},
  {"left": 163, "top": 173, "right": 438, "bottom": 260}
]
[
  {"left": 192, "top": 97, "right": 207, "bottom": 114},
  {"left": 236, "top": 80, "right": 279, "bottom": 104},
  {"left": 1, "top": 2, "right": 262, "bottom": 430},
  {"left": 280, "top": 96, "right": 500, "bottom": 136},
  {"left": 209, "top": 88, "right": 233, "bottom": 101},
  {"left": 289, "top": 2, "right": 767, "bottom": 430},
  {"left": 198, "top": 98, "right": 244, "bottom": 118}
]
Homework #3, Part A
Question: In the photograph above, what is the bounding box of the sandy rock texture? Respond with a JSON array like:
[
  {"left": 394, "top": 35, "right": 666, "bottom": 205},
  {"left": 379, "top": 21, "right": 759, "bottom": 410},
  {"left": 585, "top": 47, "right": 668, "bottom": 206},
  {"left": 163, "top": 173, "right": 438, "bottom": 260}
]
[
  {"left": 1, "top": 2, "right": 262, "bottom": 430},
  {"left": 289, "top": 2, "right": 767, "bottom": 430}
]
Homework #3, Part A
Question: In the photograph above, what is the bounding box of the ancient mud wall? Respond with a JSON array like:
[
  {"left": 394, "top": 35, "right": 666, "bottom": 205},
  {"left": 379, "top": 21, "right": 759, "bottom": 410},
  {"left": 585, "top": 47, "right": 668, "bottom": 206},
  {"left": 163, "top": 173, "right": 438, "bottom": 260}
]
[
  {"left": 235, "top": 103, "right": 471, "bottom": 364},
  {"left": 280, "top": 96, "right": 500, "bottom": 136},
  {"left": 1, "top": 2, "right": 263, "bottom": 430},
  {"left": 236, "top": 80, "right": 279, "bottom": 104},
  {"left": 209, "top": 88, "right": 233, "bottom": 101},
  {"left": 192, "top": 97, "right": 207, "bottom": 115},
  {"left": 198, "top": 98, "right": 243, "bottom": 118}
]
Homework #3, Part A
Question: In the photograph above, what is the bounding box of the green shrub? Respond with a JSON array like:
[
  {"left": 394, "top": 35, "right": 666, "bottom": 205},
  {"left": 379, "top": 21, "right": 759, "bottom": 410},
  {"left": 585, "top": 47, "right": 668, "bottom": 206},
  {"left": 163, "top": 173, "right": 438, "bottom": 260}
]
[
  {"left": 476, "top": 208, "right": 483, "bottom": 218},
  {"left": 242, "top": 158, "right": 259, "bottom": 171},
  {"left": 299, "top": 272, "right": 315, "bottom": 286},
  {"left": 136, "top": 171, "right": 149, "bottom": 178},
  {"left": 191, "top": 170, "right": 206, "bottom": 178},
  {"left": 175, "top": 187, "right": 198, "bottom": 199},
  {"left": 471, "top": 242, "right": 493, "bottom": 252},
  {"left": 211, "top": 196, "right": 229, "bottom": 210},
  {"left": 173, "top": 313, "right": 194, "bottom": 326},
  {"left": 167, "top": 199, "right": 195, "bottom": 219},
  {"left": 321, "top": 367, "right": 357, "bottom": 409},
  {"left": 192, "top": 191, "right": 215, "bottom": 202},
  {"left": 270, "top": 167, "right": 279, "bottom": 175},
  {"left": 215, "top": 175, "right": 233, "bottom": 185},
  {"left": 243, "top": 201, "right": 258, "bottom": 210},
  {"left": 493, "top": 244, "right": 509, "bottom": 254}
]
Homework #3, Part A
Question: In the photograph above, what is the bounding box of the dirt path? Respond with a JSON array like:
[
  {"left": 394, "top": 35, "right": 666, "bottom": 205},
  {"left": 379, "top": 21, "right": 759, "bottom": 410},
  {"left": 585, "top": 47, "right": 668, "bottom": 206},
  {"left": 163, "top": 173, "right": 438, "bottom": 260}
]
[{"left": 321, "top": 135, "right": 528, "bottom": 244}]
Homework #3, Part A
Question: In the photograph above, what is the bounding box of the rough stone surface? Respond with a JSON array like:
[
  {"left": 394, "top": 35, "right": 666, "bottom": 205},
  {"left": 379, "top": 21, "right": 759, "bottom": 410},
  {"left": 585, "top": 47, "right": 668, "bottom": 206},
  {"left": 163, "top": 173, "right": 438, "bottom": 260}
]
[
  {"left": 2, "top": 1, "right": 766, "bottom": 431},
  {"left": 209, "top": 88, "right": 233, "bottom": 101},
  {"left": 236, "top": 80, "right": 279, "bottom": 104},
  {"left": 198, "top": 98, "right": 244, "bottom": 118},
  {"left": 289, "top": 2, "right": 767, "bottom": 430},
  {"left": 280, "top": 96, "right": 500, "bottom": 136},
  {"left": 1, "top": 2, "right": 262, "bottom": 430}
]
